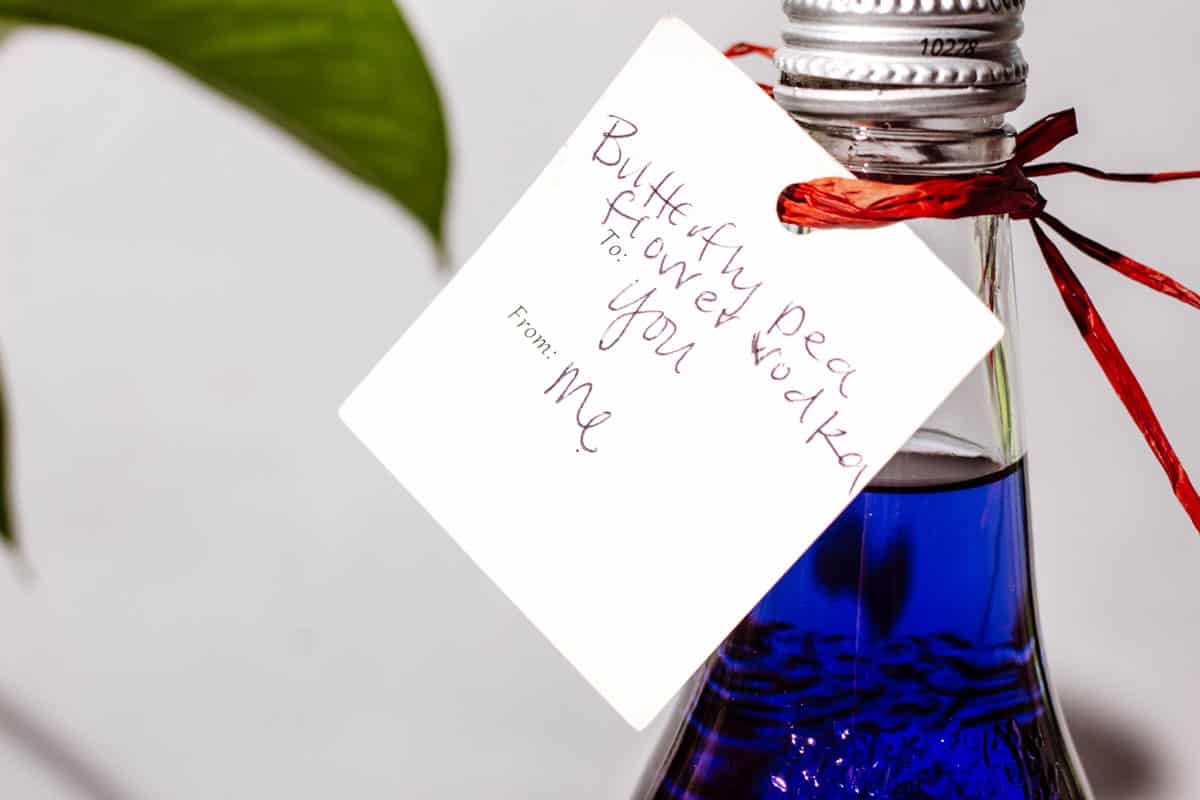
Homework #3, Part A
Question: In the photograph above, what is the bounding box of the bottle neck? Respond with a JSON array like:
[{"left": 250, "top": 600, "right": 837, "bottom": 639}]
[
  {"left": 741, "top": 109, "right": 1043, "bottom": 703},
  {"left": 792, "top": 114, "right": 1017, "bottom": 179},
  {"left": 789, "top": 113, "right": 1028, "bottom": 480}
]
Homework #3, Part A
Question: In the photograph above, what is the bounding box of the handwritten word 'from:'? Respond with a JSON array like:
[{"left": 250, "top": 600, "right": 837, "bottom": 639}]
[{"left": 508, "top": 305, "right": 557, "bottom": 361}]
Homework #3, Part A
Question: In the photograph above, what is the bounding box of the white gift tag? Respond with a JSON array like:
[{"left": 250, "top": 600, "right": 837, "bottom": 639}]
[{"left": 341, "top": 17, "right": 1003, "bottom": 730}]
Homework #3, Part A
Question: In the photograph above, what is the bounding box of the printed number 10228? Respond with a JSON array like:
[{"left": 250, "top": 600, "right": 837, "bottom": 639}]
[{"left": 921, "top": 38, "right": 979, "bottom": 57}]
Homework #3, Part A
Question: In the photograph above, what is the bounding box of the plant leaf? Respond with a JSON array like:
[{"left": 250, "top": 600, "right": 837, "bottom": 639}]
[
  {"left": 0, "top": 0, "right": 449, "bottom": 245},
  {"left": 0, "top": 354, "right": 15, "bottom": 550}
]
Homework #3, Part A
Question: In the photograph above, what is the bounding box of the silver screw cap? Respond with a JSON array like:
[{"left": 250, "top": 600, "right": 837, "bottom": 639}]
[{"left": 775, "top": 0, "right": 1028, "bottom": 120}]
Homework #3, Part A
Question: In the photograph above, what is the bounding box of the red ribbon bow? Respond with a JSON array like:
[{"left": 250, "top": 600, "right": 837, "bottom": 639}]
[{"left": 728, "top": 44, "right": 1200, "bottom": 536}]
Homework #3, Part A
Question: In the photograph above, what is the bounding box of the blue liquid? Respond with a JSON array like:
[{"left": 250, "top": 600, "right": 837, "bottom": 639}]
[{"left": 641, "top": 458, "right": 1087, "bottom": 799}]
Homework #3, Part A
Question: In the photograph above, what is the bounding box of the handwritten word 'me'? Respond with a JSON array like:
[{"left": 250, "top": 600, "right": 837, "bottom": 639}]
[{"left": 544, "top": 362, "right": 613, "bottom": 454}]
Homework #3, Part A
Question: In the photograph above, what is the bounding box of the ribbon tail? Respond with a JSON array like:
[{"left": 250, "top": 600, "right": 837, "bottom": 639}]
[
  {"left": 1025, "top": 161, "right": 1200, "bottom": 184},
  {"left": 723, "top": 43, "right": 776, "bottom": 60},
  {"left": 1039, "top": 212, "right": 1200, "bottom": 310},
  {"left": 724, "top": 43, "right": 777, "bottom": 98},
  {"left": 1013, "top": 110, "right": 1080, "bottom": 166},
  {"left": 1030, "top": 218, "right": 1200, "bottom": 535}
]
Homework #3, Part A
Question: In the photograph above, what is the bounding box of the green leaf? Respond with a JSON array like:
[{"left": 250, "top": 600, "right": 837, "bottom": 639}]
[
  {"left": 0, "top": 354, "right": 16, "bottom": 551},
  {"left": 0, "top": 0, "right": 449, "bottom": 245}
]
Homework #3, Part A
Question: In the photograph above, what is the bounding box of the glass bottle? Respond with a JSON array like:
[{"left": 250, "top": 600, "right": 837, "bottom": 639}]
[{"left": 634, "top": 3, "right": 1093, "bottom": 798}]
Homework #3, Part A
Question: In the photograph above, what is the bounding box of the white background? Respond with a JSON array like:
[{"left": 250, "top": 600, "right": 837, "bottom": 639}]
[{"left": 0, "top": 1, "right": 1196, "bottom": 798}]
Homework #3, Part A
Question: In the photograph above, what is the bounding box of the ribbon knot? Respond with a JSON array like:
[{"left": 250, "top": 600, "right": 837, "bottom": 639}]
[{"left": 729, "top": 44, "right": 1200, "bottom": 536}]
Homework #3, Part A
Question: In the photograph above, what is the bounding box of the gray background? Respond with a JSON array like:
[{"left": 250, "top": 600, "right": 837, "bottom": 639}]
[{"left": 0, "top": 1, "right": 1196, "bottom": 798}]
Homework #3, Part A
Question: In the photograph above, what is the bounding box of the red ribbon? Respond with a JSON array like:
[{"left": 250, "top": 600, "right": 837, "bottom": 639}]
[{"left": 727, "top": 44, "right": 1200, "bottom": 536}]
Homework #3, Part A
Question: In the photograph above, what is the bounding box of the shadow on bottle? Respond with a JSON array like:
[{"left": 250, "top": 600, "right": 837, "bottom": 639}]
[
  {"left": 1061, "top": 694, "right": 1165, "bottom": 799},
  {"left": 0, "top": 688, "right": 140, "bottom": 800}
]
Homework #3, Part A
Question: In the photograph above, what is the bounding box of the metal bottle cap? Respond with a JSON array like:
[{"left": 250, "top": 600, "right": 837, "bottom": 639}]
[{"left": 775, "top": 0, "right": 1028, "bottom": 120}]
